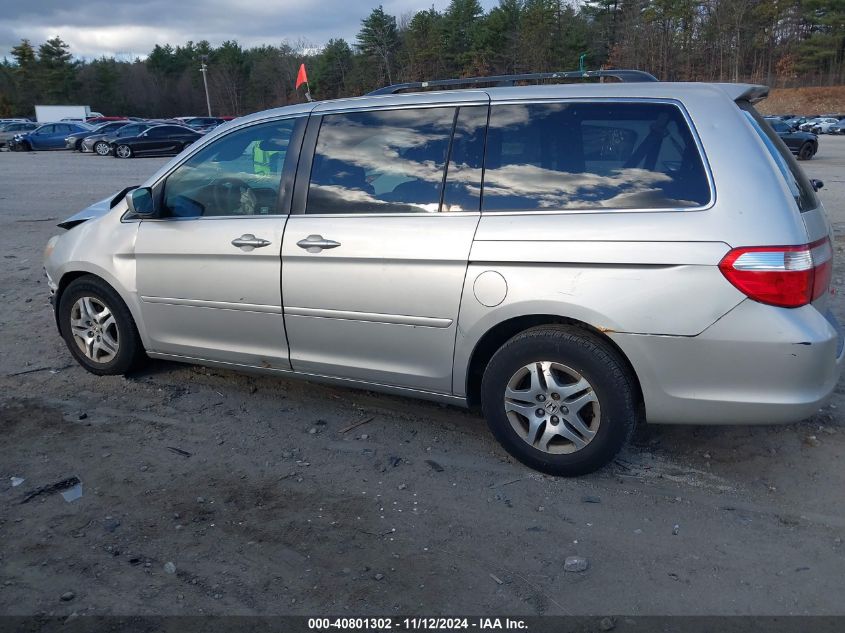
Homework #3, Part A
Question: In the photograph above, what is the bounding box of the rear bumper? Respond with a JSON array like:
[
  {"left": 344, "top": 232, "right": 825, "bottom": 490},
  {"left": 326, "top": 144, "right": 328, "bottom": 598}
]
[{"left": 611, "top": 299, "right": 842, "bottom": 425}]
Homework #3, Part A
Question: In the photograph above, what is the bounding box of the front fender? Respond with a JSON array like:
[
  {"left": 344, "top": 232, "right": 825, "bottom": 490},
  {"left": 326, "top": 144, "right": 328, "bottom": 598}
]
[{"left": 47, "top": 204, "right": 148, "bottom": 347}]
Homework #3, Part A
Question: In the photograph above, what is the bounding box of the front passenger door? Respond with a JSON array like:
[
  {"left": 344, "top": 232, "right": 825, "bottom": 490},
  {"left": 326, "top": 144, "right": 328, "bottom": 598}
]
[{"left": 134, "top": 117, "right": 305, "bottom": 368}]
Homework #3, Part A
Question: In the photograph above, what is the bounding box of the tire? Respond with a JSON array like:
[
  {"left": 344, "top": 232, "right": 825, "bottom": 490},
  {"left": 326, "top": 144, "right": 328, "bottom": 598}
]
[
  {"left": 115, "top": 144, "right": 132, "bottom": 159},
  {"left": 74, "top": 139, "right": 83, "bottom": 151},
  {"left": 798, "top": 142, "right": 815, "bottom": 161},
  {"left": 481, "top": 325, "right": 638, "bottom": 476},
  {"left": 94, "top": 141, "right": 110, "bottom": 156},
  {"left": 58, "top": 276, "right": 145, "bottom": 375}
]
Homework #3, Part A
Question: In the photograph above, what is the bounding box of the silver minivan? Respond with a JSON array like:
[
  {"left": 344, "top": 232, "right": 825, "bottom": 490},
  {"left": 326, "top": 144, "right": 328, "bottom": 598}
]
[{"left": 44, "top": 72, "right": 841, "bottom": 475}]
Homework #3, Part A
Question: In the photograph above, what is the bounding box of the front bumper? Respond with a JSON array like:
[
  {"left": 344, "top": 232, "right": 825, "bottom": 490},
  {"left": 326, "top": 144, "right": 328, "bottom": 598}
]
[{"left": 611, "top": 299, "right": 842, "bottom": 425}]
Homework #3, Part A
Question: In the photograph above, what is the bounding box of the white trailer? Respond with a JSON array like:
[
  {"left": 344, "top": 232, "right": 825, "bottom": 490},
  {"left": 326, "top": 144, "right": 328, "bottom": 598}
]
[{"left": 34, "top": 105, "right": 100, "bottom": 123}]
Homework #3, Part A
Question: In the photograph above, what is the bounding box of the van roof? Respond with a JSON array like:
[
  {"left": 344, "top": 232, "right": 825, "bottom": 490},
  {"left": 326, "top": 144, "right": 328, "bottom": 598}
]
[{"left": 230, "top": 80, "right": 768, "bottom": 129}]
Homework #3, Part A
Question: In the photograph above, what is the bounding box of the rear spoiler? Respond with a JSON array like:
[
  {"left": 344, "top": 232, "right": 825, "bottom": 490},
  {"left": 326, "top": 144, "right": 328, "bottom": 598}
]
[{"left": 711, "top": 83, "right": 770, "bottom": 104}]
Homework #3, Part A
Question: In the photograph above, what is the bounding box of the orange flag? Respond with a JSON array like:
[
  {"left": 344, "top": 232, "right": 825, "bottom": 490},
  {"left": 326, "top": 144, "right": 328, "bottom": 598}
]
[{"left": 295, "top": 64, "right": 308, "bottom": 90}]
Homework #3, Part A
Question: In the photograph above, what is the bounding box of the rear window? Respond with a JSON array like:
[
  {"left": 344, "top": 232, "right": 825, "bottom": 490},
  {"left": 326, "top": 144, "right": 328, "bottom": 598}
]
[
  {"left": 482, "top": 101, "right": 711, "bottom": 211},
  {"left": 740, "top": 102, "right": 818, "bottom": 212}
]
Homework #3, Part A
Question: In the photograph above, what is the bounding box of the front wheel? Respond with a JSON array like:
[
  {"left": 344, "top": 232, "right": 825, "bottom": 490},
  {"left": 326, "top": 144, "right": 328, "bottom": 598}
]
[
  {"left": 115, "top": 144, "right": 132, "bottom": 159},
  {"left": 94, "top": 141, "right": 110, "bottom": 156},
  {"left": 798, "top": 142, "right": 815, "bottom": 161},
  {"left": 481, "top": 326, "right": 638, "bottom": 476},
  {"left": 58, "top": 276, "right": 145, "bottom": 375}
]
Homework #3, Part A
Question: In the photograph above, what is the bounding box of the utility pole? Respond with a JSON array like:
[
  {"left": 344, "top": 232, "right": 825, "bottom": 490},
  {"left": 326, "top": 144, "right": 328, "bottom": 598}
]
[{"left": 199, "top": 55, "right": 212, "bottom": 117}]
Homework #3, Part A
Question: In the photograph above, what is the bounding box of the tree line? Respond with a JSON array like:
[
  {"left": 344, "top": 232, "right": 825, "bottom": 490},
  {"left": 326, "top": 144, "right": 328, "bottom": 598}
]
[{"left": 1, "top": 0, "right": 843, "bottom": 118}]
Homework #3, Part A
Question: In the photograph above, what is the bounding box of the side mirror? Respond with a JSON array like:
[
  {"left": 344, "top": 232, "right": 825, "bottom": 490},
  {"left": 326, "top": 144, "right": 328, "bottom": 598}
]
[
  {"left": 126, "top": 187, "right": 157, "bottom": 217},
  {"left": 811, "top": 179, "right": 824, "bottom": 192}
]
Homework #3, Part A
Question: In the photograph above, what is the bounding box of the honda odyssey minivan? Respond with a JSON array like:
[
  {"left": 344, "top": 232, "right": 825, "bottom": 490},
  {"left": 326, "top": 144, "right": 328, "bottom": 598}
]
[{"left": 43, "top": 71, "right": 841, "bottom": 475}]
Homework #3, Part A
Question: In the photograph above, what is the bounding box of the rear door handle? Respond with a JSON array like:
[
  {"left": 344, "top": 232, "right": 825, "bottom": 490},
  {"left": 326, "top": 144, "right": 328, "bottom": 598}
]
[
  {"left": 231, "top": 234, "right": 271, "bottom": 251},
  {"left": 296, "top": 235, "right": 341, "bottom": 253}
]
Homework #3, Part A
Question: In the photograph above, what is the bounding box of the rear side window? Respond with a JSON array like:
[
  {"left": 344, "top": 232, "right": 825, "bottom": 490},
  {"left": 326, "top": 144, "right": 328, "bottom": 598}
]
[
  {"left": 148, "top": 126, "right": 182, "bottom": 137},
  {"left": 741, "top": 104, "right": 818, "bottom": 212},
  {"left": 307, "top": 107, "right": 455, "bottom": 214},
  {"left": 482, "top": 101, "right": 711, "bottom": 211}
]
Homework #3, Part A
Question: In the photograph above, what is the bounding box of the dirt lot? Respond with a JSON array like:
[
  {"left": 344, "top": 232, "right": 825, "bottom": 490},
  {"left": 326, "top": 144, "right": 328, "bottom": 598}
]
[
  {"left": 759, "top": 85, "right": 845, "bottom": 116},
  {"left": 1, "top": 138, "right": 845, "bottom": 619}
]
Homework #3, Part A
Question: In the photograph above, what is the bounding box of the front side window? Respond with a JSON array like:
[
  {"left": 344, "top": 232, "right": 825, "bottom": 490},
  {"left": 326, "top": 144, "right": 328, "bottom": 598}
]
[
  {"left": 482, "top": 102, "right": 711, "bottom": 211},
  {"left": 306, "top": 107, "right": 456, "bottom": 214},
  {"left": 163, "top": 119, "right": 297, "bottom": 218}
]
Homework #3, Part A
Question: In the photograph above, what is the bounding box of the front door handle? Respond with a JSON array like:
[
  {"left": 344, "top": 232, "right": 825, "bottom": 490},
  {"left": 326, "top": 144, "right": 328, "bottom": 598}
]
[
  {"left": 231, "top": 234, "right": 271, "bottom": 251},
  {"left": 296, "top": 235, "right": 341, "bottom": 253}
]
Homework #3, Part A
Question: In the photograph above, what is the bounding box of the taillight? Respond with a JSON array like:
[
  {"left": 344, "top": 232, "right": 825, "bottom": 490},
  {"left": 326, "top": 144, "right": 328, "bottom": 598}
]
[{"left": 718, "top": 238, "right": 833, "bottom": 308}]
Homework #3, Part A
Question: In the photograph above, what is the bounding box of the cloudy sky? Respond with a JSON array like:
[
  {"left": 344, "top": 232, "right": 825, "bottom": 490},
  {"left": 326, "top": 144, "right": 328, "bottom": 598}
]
[{"left": 2, "top": 0, "right": 500, "bottom": 60}]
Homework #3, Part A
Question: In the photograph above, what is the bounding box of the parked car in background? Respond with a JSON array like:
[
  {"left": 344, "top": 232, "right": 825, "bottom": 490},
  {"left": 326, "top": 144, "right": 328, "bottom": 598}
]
[
  {"left": 0, "top": 121, "right": 38, "bottom": 149},
  {"left": 9, "top": 122, "right": 92, "bottom": 151},
  {"left": 828, "top": 119, "right": 845, "bottom": 135},
  {"left": 86, "top": 116, "right": 128, "bottom": 124},
  {"left": 182, "top": 117, "right": 228, "bottom": 133},
  {"left": 764, "top": 117, "right": 818, "bottom": 160},
  {"left": 65, "top": 121, "right": 130, "bottom": 151},
  {"left": 85, "top": 121, "right": 162, "bottom": 155},
  {"left": 111, "top": 124, "right": 202, "bottom": 158},
  {"left": 784, "top": 116, "right": 809, "bottom": 130},
  {"left": 44, "top": 75, "right": 839, "bottom": 476},
  {"left": 800, "top": 117, "right": 840, "bottom": 134}
]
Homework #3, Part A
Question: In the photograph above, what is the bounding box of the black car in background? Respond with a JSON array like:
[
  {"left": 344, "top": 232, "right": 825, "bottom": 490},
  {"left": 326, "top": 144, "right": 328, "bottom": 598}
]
[
  {"left": 765, "top": 117, "right": 818, "bottom": 160},
  {"left": 111, "top": 125, "right": 202, "bottom": 158},
  {"left": 85, "top": 121, "right": 158, "bottom": 155},
  {"left": 64, "top": 120, "right": 129, "bottom": 151}
]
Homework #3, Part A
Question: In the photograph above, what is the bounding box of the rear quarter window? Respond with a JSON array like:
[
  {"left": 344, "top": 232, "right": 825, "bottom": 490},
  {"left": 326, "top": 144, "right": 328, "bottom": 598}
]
[
  {"left": 740, "top": 103, "right": 818, "bottom": 212},
  {"left": 482, "top": 101, "right": 711, "bottom": 212}
]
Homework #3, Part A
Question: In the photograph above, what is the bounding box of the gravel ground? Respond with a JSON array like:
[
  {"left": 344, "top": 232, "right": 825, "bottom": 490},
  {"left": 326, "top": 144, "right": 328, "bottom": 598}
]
[{"left": 1, "top": 139, "right": 844, "bottom": 618}]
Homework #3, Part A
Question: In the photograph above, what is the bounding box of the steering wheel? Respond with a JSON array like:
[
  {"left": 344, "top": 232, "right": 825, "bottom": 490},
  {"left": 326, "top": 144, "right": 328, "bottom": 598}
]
[{"left": 210, "top": 177, "right": 257, "bottom": 215}]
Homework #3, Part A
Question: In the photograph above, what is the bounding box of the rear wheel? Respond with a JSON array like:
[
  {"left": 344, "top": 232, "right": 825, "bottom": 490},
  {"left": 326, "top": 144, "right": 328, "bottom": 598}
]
[
  {"left": 481, "top": 325, "right": 638, "bottom": 476},
  {"left": 58, "top": 276, "right": 145, "bottom": 375},
  {"left": 798, "top": 142, "right": 815, "bottom": 161},
  {"left": 115, "top": 144, "right": 132, "bottom": 159}
]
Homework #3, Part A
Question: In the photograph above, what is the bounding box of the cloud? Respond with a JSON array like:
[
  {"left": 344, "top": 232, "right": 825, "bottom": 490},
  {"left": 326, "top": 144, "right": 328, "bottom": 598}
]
[{"left": 0, "top": 0, "right": 499, "bottom": 59}]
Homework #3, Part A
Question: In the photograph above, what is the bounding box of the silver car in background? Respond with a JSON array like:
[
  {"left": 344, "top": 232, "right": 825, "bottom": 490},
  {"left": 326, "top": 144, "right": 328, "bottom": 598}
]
[{"left": 43, "top": 72, "right": 841, "bottom": 475}]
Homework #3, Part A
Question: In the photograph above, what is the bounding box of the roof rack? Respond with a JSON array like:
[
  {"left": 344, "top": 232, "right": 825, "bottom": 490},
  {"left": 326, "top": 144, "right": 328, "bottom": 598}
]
[{"left": 368, "top": 69, "right": 658, "bottom": 96}]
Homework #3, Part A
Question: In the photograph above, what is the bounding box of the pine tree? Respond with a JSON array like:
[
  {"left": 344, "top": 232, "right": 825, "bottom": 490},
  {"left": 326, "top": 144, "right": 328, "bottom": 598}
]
[
  {"left": 37, "top": 36, "right": 75, "bottom": 103},
  {"left": 357, "top": 5, "right": 400, "bottom": 86}
]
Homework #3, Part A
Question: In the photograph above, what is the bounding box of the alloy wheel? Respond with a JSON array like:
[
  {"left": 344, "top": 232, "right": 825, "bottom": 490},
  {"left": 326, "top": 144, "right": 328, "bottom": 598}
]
[
  {"left": 503, "top": 361, "right": 601, "bottom": 455},
  {"left": 95, "top": 142, "right": 110, "bottom": 156},
  {"left": 116, "top": 145, "right": 131, "bottom": 158},
  {"left": 69, "top": 296, "right": 119, "bottom": 364}
]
